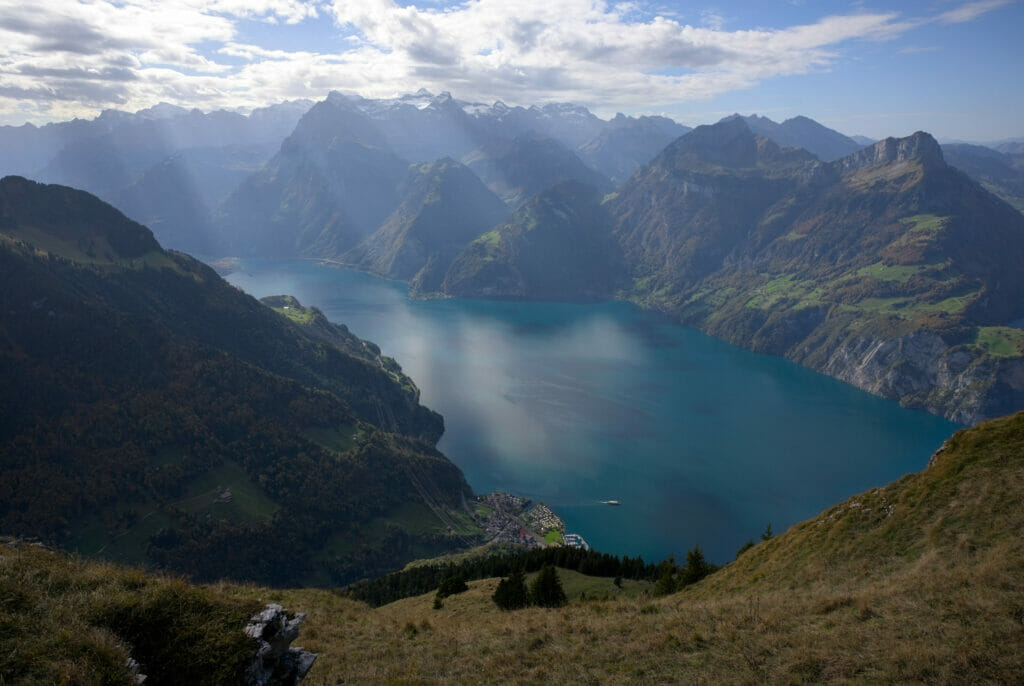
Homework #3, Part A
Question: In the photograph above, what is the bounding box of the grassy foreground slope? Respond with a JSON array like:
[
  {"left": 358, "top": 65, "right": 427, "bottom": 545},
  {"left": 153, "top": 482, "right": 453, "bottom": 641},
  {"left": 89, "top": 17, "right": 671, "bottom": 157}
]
[
  {"left": 4, "top": 413, "right": 1024, "bottom": 682},
  {"left": 0, "top": 538, "right": 263, "bottom": 686},
  {"left": 254, "top": 412, "right": 1024, "bottom": 684}
]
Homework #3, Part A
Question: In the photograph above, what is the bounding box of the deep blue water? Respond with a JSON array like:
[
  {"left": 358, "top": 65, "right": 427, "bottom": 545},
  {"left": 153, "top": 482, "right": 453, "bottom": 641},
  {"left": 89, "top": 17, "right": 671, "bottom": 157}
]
[{"left": 226, "top": 260, "right": 960, "bottom": 564}]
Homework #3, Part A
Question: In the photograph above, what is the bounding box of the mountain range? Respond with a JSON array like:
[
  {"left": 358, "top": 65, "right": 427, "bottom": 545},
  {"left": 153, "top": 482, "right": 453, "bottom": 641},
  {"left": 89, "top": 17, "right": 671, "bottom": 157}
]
[
  {"left": 362, "top": 117, "right": 1024, "bottom": 423},
  {"left": 0, "top": 91, "right": 691, "bottom": 257},
  {"left": 3, "top": 92, "right": 1024, "bottom": 425},
  {"left": 606, "top": 119, "right": 1024, "bottom": 424}
]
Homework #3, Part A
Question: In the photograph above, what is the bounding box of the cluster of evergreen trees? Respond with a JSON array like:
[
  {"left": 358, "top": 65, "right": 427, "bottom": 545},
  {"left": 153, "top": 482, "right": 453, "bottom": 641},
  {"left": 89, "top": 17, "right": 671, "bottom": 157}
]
[
  {"left": 432, "top": 574, "right": 469, "bottom": 609},
  {"left": 492, "top": 564, "right": 566, "bottom": 610},
  {"left": 653, "top": 545, "right": 718, "bottom": 596},
  {"left": 343, "top": 545, "right": 659, "bottom": 607}
]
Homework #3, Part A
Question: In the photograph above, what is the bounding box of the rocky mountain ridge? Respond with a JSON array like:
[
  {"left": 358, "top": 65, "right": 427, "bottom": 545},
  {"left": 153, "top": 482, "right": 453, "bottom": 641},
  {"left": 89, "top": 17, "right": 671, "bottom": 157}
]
[
  {"left": 736, "top": 113, "right": 864, "bottom": 161},
  {"left": 608, "top": 121, "right": 1024, "bottom": 424}
]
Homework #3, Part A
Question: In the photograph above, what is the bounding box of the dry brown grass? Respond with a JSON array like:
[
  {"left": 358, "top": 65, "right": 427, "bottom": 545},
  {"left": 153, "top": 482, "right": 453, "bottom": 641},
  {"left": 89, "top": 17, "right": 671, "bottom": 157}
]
[
  {"left": 217, "top": 413, "right": 1024, "bottom": 684},
  {"left": 238, "top": 555, "right": 1022, "bottom": 685}
]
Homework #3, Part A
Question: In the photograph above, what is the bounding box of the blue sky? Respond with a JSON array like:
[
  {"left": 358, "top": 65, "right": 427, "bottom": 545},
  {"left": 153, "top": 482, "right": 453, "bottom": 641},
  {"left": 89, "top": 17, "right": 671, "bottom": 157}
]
[{"left": 0, "top": 0, "right": 1020, "bottom": 141}]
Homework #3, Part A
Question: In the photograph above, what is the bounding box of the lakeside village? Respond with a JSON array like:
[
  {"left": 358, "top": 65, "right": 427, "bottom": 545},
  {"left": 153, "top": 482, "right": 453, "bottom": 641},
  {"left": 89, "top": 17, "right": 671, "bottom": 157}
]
[{"left": 472, "top": 492, "right": 590, "bottom": 551}]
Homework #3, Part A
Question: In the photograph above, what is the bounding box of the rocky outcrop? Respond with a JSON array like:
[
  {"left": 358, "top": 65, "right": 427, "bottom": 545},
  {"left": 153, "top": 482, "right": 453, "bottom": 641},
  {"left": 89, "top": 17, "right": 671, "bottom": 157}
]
[
  {"left": 244, "top": 604, "right": 317, "bottom": 686},
  {"left": 818, "top": 332, "right": 1024, "bottom": 425},
  {"left": 837, "top": 131, "right": 945, "bottom": 173},
  {"left": 821, "top": 332, "right": 953, "bottom": 399}
]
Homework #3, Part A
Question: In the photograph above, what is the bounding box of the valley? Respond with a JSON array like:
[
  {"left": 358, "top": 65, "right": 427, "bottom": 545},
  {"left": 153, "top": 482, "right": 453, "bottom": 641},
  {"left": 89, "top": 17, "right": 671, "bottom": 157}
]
[
  {"left": 225, "top": 258, "right": 958, "bottom": 565},
  {"left": 4, "top": 92, "right": 1023, "bottom": 426},
  {"left": 2, "top": 0, "right": 1024, "bottom": 681},
  {"left": 1, "top": 78, "right": 1023, "bottom": 686}
]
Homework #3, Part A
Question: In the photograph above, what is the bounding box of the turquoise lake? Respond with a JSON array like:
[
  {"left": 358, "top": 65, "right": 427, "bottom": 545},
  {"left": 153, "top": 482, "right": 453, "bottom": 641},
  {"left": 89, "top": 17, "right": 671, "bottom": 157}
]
[{"left": 226, "top": 260, "right": 960, "bottom": 565}]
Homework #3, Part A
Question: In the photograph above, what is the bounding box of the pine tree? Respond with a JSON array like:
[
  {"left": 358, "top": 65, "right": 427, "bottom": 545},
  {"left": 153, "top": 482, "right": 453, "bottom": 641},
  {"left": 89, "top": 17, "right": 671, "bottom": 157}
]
[
  {"left": 652, "top": 555, "right": 676, "bottom": 596},
  {"left": 735, "top": 539, "right": 755, "bottom": 558},
  {"left": 529, "top": 564, "right": 567, "bottom": 608},
  {"left": 492, "top": 564, "right": 529, "bottom": 610},
  {"left": 436, "top": 574, "right": 468, "bottom": 599},
  {"left": 761, "top": 523, "right": 774, "bottom": 541},
  {"left": 679, "top": 545, "right": 715, "bottom": 587}
]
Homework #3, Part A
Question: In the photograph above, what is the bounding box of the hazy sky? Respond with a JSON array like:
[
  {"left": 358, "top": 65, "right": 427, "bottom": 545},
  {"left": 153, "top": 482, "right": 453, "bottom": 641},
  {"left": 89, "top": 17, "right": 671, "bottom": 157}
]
[{"left": 0, "top": 0, "right": 1020, "bottom": 141}]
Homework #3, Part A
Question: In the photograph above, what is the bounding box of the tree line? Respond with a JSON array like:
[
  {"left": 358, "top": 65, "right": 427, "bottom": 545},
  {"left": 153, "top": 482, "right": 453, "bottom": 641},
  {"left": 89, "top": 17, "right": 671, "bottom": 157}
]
[{"left": 343, "top": 545, "right": 660, "bottom": 607}]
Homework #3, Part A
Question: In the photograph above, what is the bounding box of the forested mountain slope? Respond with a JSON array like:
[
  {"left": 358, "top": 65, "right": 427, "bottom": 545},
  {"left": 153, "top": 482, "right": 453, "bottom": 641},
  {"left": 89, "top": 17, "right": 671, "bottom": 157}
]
[{"left": 0, "top": 176, "right": 477, "bottom": 586}]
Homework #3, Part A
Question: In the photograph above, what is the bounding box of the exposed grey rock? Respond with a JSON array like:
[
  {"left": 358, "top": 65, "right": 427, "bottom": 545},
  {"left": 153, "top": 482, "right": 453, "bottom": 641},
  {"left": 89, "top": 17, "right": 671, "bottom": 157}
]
[
  {"left": 928, "top": 439, "right": 953, "bottom": 468},
  {"left": 125, "top": 657, "right": 146, "bottom": 684},
  {"left": 820, "top": 332, "right": 1024, "bottom": 425},
  {"left": 837, "top": 131, "right": 945, "bottom": 173},
  {"left": 244, "top": 604, "right": 317, "bottom": 686}
]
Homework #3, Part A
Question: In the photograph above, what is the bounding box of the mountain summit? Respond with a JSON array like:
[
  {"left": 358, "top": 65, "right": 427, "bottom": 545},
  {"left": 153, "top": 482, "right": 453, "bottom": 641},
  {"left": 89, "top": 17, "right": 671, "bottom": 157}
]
[{"left": 839, "top": 130, "right": 945, "bottom": 173}]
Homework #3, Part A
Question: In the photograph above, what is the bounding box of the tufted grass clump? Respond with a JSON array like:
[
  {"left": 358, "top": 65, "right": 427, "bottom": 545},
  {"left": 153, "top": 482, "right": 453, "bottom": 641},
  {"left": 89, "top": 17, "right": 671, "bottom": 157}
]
[{"left": 0, "top": 540, "right": 262, "bottom": 686}]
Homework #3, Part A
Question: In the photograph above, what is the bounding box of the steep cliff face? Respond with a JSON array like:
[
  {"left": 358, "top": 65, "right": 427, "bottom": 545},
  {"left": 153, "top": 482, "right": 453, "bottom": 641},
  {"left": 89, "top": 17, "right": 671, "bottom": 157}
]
[
  {"left": 836, "top": 130, "right": 945, "bottom": 172},
  {"left": 816, "top": 332, "right": 1024, "bottom": 425}
]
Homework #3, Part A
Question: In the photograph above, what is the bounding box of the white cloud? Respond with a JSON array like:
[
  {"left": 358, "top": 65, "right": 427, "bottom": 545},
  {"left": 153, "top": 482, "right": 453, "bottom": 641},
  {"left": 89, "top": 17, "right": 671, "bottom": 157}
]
[
  {"left": 700, "top": 9, "right": 726, "bottom": 31},
  {"left": 937, "top": 0, "right": 1013, "bottom": 24},
  {"left": 323, "top": 0, "right": 909, "bottom": 105},
  {"left": 205, "top": 0, "right": 321, "bottom": 24},
  {"left": 0, "top": 0, "right": 1013, "bottom": 124}
]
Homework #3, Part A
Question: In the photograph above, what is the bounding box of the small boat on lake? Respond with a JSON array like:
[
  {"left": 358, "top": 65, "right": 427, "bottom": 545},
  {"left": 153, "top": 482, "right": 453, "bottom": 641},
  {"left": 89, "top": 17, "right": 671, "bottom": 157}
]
[{"left": 601, "top": 500, "right": 621, "bottom": 506}]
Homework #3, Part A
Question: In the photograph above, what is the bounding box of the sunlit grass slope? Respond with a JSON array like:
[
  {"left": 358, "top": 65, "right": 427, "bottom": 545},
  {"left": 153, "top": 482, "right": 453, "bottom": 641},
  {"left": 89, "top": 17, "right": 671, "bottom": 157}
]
[{"left": 263, "top": 412, "right": 1024, "bottom": 684}]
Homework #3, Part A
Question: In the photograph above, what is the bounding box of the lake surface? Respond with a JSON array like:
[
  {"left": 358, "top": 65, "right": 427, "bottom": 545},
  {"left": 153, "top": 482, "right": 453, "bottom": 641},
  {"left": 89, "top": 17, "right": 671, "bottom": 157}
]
[{"left": 226, "top": 260, "right": 960, "bottom": 564}]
